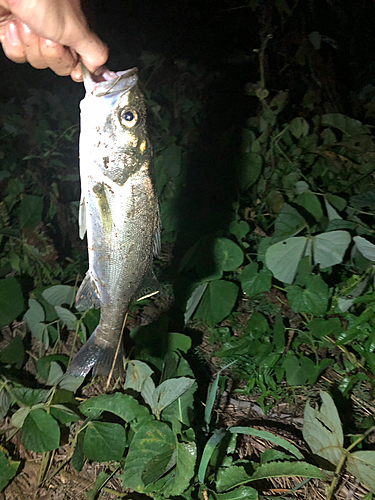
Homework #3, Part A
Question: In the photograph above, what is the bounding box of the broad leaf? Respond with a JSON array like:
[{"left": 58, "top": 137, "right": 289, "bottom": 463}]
[
  {"left": 313, "top": 231, "right": 351, "bottom": 268},
  {"left": 194, "top": 280, "right": 238, "bottom": 326},
  {"left": 353, "top": 236, "right": 375, "bottom": 262},
  {"left": 347, "top": 451, "right": 375, "bottom": 492},
  {"left": 265, "top": 237, "right": 308, "bottom": 284},
  {"left": 216, "top": 486, "right": 258, "bottom": 499},
  {"left": 42, "top": 285, "right": 75, "bottom": 306},
  {"left": 286, "top": 275, "right": 329, "bottom": 316},
  {"left": 80, "top": 392, "right": 152, "bottom": 428},
  {"left": 124, "top": 360, "right": 154, "bottom": 392},
  {"left": 21, "top": 409, "right": 60, "bottom": 452},
  {"left": 0, "top": 277, "right": 24, "bottom": 328},
  {"left": 273, "top": 203, "right": 306, "bottom": 240},
  {"left": 240, "top": 263, "right": 272, "bottom": 296},
  {"left": 120, "top": 420, "right": 176, "bottom": 493},
  {"left": 213, "top": 237, "right": 244, "bottom": 272},
  {"left": 302, "top": 391, "right": 343, "bottom": 465},
  {"left": 0, "top": 449, "right": 20, "bottom": 491},
  {"left": 83, "top": 421, "right": 126, "bottom": 461},
  {"left": 153, "top": 377, "right": 195, "bottom": 416},
  {"left": 54, "top": 306, "right": 77, "bottom": 330}
]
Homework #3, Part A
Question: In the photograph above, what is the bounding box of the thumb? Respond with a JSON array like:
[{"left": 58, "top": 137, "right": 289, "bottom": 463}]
[{"left": 72, "top": 30, "right": 108, "bottom": 74}]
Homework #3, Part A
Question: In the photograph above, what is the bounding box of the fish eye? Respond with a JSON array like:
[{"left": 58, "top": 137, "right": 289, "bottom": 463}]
[{"left": 120, "top": 109, "right": 139, "bottom": 128}]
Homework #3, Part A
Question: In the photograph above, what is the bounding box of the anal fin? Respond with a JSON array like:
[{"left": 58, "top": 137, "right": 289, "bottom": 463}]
[
  {"left": 134, "top": 268, "right": 159, "bottom": 302},
  {"left": 75, "top": 272, "right": 101, "bottom": 310}
]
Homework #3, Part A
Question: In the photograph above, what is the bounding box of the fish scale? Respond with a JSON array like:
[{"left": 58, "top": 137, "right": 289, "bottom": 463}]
[{"left": 67, "top": 66, "right": 160, "bottom": 378}]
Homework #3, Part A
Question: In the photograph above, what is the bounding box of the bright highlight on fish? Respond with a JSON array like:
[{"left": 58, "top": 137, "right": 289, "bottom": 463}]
[{"left": 67, "top": 66, "right": 161, "bottom": 378}]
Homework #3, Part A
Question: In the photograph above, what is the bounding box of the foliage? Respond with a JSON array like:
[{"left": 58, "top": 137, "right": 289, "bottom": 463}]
[{"left": 1, "top": 17, "right": 375, "bottom": 496}]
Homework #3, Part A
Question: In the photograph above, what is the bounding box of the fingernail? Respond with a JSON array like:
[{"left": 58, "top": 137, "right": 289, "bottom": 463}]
[
  {"left": 7, "top": 21, "right": 20, "bottom": 45},
  {"left": 94, "top": 65, "right": 105, "bottom": 76}
]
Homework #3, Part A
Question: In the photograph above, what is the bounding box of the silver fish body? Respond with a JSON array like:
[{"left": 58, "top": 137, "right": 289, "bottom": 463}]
[{"left": 67, "top": 67, "right": 160, "bottom": 378}]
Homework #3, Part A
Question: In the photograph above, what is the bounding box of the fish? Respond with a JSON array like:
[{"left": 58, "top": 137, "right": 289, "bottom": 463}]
[{"left": 67, "top": 66, "right": 161, "bottom": 378}]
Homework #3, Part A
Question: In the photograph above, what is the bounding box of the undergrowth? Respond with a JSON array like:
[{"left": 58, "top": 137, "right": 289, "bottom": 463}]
[{"left": 1, "top": 10, "right": 375, "bottom": 499}]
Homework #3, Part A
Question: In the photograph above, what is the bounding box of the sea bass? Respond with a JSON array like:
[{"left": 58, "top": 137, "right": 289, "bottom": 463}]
[{"left": 67, "top": 67, "right": 160, "bottom": 378}]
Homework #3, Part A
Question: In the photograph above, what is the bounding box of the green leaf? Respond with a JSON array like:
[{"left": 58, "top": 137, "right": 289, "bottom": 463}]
[
  {"left": 273, "top": 203, "right": 306, "bottom": 240},
  {"left": 296, "top": 191, "right": 323, "bottom": 221},
  {"left": 230, "top": 427, "right": 303, "bottom": 459},
  {"left": 324, "top": 199, "right": 342, "bottom": 221},
  {"left": 50, "top": 405, "right": 79, "bottom": 425},
  {"left": 71, "top": 431, "right": 85, "bottom": 472},
  {"left": 216, "top": 486, "right": 258, "bottom": 499},
  {"left": 353, "top": 236, "right": 375, "bottom": 262},
  {"left": 83, "top": 421, "right": 126, "bottom": 461},
  {"left": 160, "top": 441, "right": 197, "bottom": 497},
  {"left": 54, "top": 305, "right": 77, "bottom": 330},
  {"left": 198, "top": 428, "right": 226, "bottom": 483},
  {"left": 205, "top": 361, "right": 236, "bottom": 427},
  {"left": 289, "top": 117, "right": 309, "bottom": 138},
  {"left": 0, "top": 277, "right": 24, "bottom": 328},
  {"left": 184, "top": 283, "right": 208, "bottom": 324},
  {"left": 0, "top": 449, "right": 20, "bottom": 491},
  {"left": 124, "top": 360, "right": 154, "bottom": 392},
  {"left": 286, "top": 275, "right": 329, "bottom": 316},
  {"left": 12, "top": 387, "right": 49, "bottom": 406},
  {"left": 321, "top": 113, "right": 371, "bottom": 135},
  {"left": 239, "top": 152, "right": 263, "bottom": 191},
  {"left": 213, "top": 237, "right": 244, "bottom": 272},
  {"left": 229, "top": 220, "right": 250, "bottom": 242},
  {"left": 42, "top": 285, "right": 75, "bottom": 306},
  {"left": 0, "top": 389, "right": 11, "bottom": 420},
  {"left": 240, "top": 262, "right": 272, "bottom": 296},
  {"left": 266, "top": 237, "right": 308, "bottom": 284},
  {"left": 120, "top": 420, "right": 176, "bottom": 493},
  {"left": 19, "top": 194, "right": 43, "bottom": 228},
  {"left": 0, "top": 335, "right": 24, "bottom": 368},
  {"left": 283, "top": 354, "right": 317, "bottom": 386},
  {"left": 307, "top": 318, "right": 342, "bottom": 339},
  {"left": 313, "top": 231, "right": 351, "bottom": 268},
  {"left": 347, "top": 451, "right": 375, "bottom": 493},
  {"left": 249, "top": 460, "right": 327, "bottom": 482},
  {"left": 217, "top": 461, "right": 326, "bottom": 492},
  {"left": 153, "top": 377, "right": 195, "bottom": 416},
  {"left": 86, "top": 471, "right": 109, "bottom": 500},
  {"left": 194, "top": 280, "right": 238, "bottom": 326},
  {"left": 80, "top": 392, "right": 152, "bottom": 428},
  {"left": 216, "top": 465, "right": 251, "bottom": 493},
  {"left": 302, "top": 391, "right": 343, "bottom": 465},
  {"left": 23, "top": 298, "right": 48, "bottom": 346},
  {"left": 21, "top": 409, "right": 60, "bottom": 452}
]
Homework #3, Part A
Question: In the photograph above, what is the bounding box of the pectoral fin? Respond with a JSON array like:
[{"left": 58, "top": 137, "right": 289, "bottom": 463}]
[
  {"left": 79, "top": 194, "right": 86, "bottom": 239},
  {"left": 134, "top": 268, "right": 159, "bottom": 302},
  {"left": 76, "top": 272, "right": 101, "bottom": 310}
]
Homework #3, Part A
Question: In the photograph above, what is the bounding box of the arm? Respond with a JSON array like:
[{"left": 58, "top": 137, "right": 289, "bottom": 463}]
[{"left": 0, "top": 0, "right": 108, "bottom": 81}]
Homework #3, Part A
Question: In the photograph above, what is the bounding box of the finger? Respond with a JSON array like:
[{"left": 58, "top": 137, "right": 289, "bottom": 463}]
[
  {"left": 17, "top": 21, "right": 47, "bottom": 69},
  {"left": 2, "top": 20, "right": 26, "bottom": 62},
  {"left": 70, "top": 60, "right": 83, "bottom": 82},
  {"left": 39, "top": 37, "right": 78, "bottom": 76},
  {"left": 72, "top": 31, "right": 108, "bottom": 74}
]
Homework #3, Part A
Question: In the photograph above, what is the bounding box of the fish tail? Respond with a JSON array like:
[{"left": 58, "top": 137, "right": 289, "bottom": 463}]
[{"left": 67, "top": 326, "right": 123, "bottom": 378}]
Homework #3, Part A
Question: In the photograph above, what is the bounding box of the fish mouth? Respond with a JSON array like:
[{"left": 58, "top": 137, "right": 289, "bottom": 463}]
[{"left": 82, "top": 64, "right": 138, "bottom": 97}]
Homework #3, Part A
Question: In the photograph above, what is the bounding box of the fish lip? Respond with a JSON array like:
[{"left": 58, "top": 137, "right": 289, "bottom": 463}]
[{"left": 82, "top": 64, "right": 138, "bottom": 97}]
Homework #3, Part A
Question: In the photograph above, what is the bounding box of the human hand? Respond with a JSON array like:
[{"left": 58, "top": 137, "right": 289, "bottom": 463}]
[{"left": 0, "top": 0, "right": 108, "bottom": 81}]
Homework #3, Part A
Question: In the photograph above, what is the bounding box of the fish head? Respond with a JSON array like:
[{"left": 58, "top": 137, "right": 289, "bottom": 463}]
[{"left": 80, "top": 67, "right": 152, "bottom": 186}]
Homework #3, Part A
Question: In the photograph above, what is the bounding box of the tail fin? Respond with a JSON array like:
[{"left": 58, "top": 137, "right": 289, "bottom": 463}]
[{"left": 67, "top": 327, "right": 123, "bottom": 378}]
